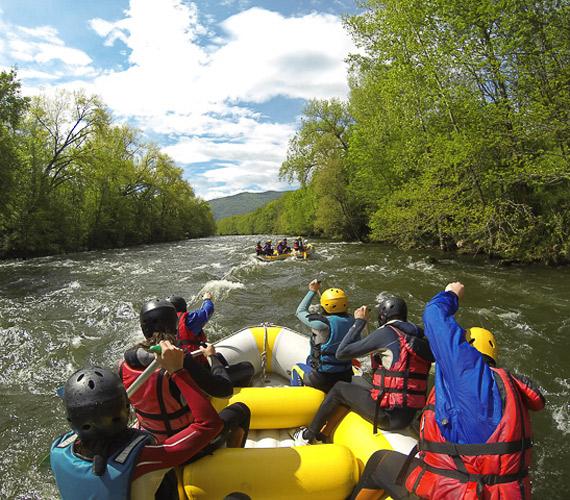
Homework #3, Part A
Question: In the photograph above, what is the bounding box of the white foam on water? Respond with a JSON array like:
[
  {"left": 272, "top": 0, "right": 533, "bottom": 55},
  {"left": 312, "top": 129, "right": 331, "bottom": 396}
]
[
  {"left": 71, "top": 336, "right": 82, "bottom": 348},
  {"left": 197, "top": 279, "right": 245, "bottom": 299},
  {"left": 115, "top": 302, "right": 136, "bottom": 320},
  {"left": 555, "top": 378, "right": 570, "bottom": 390},
  {"left": 406, "top": 260, "right": 434, "bottom": 272},
  {"left": 552, "top": 404, "right": 570, "bottom": 435},
  {"left": 131, "top": 266, "right": 153, "bottom": 275},
  {"left": 44, "top": 281, "right": 81, "bottom": 297},
  {"left": 210, "top": 262, "right": 223, "bottom": 269},
  {"left": 497, "top": 311, "right": 521, "bottom": 320},
  {"left": 193, "top": 264, "right": 210, "bottom": 271}
]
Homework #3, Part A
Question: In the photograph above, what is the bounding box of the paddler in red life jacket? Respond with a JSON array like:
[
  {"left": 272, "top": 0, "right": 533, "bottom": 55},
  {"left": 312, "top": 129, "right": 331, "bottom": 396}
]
[
  {"left": 51, "top": 341, "right": 224, "bottom": 500},
  {"left": 255, "top": 241, "right": 263, "bottom": 255},
  {"left": 168, "top": 293, "right": 213, "bottom": 366},
  {"left": 120, "top": 299, "right": 250, "bottom": 446},
  {"left": 349, "top": 282, "right": 545, "bottom": 500},
  {"left": 293, "top": 237, "right": 303, "bottom": 252},
  {"left": 293, "top": 295, "right": 433, "bottom": 446},
  {"left": 168, "top": 294, "right": 254, "bottom": 387}
]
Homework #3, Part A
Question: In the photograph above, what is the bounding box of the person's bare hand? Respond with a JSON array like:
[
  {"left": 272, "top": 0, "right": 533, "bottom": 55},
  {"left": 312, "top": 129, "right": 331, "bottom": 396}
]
[
  {"left": 156, "top": 340, "right": 184, "bottom": 374},
  {"left": 309, "top": 279, "right": 321, "bottom": 292},
  {"left": 445, "top": 282, "right": 465, "bottom": 300},
  {"left": 199, "top": 343, "right": 216, "bottom": 357},
  {"left": 354, "top": 305, "right": 370, "bottom": 320},
  {"left": 203, "top": 292, "right": 213, "bottom": 301}
]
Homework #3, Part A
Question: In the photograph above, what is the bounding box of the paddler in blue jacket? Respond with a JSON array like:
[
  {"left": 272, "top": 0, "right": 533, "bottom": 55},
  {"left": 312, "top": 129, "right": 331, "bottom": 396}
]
[
  {"left": 290, "top": 279, "right": 354, "bottom": 393},
  {"left": 262, "top": 240, "right": 273, "bottom": 255}
]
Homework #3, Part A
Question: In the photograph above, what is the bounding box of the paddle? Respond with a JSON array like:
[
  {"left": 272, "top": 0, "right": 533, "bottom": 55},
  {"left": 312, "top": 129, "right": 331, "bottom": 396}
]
[
  {"left": 55, "top": 344, "right": 204, "bottom": 399},
  {"left": 42, "top": 344, "right": 205, "bottom": 468}
]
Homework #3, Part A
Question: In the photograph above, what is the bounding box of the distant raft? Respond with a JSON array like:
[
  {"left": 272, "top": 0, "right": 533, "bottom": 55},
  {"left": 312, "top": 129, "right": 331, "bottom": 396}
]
[
  {"left": 177, "top": 324, "right": 416, "bottom": 499},
  {"left": 255, "top": 244, "right": 314, "bottom": 262}
]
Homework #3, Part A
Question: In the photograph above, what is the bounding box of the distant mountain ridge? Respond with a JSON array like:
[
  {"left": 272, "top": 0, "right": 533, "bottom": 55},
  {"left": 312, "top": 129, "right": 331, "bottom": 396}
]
[{"left": 208, "top": 190, "right": 291, "bottom": 220}]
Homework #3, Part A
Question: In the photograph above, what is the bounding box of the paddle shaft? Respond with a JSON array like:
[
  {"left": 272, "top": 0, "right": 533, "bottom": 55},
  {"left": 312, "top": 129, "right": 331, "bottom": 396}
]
[{"left": 126, "top": 347, "right": 202, "bottom": 398}]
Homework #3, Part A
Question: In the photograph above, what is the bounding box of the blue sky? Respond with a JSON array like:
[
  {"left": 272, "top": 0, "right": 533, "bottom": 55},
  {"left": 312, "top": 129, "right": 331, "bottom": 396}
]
[{"left": 0, "top": 0, "right": 358, "bottom": 199}]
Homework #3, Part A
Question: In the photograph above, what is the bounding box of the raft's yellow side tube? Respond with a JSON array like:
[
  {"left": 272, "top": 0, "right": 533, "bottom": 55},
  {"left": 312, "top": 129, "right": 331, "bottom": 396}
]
[
  {"left": 182, "top": 445, "right": 358, "bottom": 500},
  {"left": 332, "top": 411, "right": 396, "bottom": 472},
  {"left": 211, "top": 387, "right": 324, "bottom": 429}
]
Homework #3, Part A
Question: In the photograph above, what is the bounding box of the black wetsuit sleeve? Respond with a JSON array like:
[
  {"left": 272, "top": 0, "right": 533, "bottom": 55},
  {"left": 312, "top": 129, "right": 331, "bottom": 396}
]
[
  {"left": 336, "top": 321, "right": 399, "bottom": 360},
  {"left": 123, "top": 347, "right": 154, "bottom": 368},
  {"left": 181, "top": 354, "right": 233, "bottom": 398}
]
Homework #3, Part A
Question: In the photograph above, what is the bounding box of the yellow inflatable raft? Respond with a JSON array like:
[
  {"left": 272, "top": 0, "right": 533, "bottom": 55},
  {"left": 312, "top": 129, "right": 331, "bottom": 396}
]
[
  {"left": 178, "top": 325, "right": 417, "bottom": 499},
  {"left": 255, "top": 245, "right": 314, "bottom": 262}
]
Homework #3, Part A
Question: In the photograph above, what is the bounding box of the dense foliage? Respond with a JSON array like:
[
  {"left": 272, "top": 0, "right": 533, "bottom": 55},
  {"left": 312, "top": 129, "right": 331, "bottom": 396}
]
[
  {"left": 218, "top": 0, "right": 570, "bottom": 264},
  {"left": 0, "top": 70, "right": 215, "bottom": 258}
]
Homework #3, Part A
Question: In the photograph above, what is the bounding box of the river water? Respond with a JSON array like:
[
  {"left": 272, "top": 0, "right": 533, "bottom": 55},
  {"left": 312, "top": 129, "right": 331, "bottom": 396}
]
[{"left": 0, "top": 235, "right": 568, "bottom": 498}]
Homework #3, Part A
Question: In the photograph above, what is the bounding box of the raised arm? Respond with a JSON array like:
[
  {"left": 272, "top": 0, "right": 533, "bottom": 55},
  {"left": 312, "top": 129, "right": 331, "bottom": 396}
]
[
  {"left": 296, "top": 281, "right": 329, "bottom": 331},
  {"left": 185, "top": 294, "right": 214, "bottom": 332}
]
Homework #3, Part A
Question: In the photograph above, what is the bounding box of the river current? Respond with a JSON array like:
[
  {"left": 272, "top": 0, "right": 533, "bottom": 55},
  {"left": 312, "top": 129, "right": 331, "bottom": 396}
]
[{"left": 0, "top": 235, "right": 568, "bottom": 498}]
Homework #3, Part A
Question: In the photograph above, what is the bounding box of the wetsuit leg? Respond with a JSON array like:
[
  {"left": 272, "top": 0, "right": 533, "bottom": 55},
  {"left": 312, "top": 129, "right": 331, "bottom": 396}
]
[
  {"left": 185, "top": 403, "right": 251, "bottom": 464},
  {"left": 305, "top": 381, "right": 376, "bottom": 439},
  {"left": 219, "top": 402, "right": 251, "bottom": 448},
  {"left": 226, "top": 362, "right": 255, "bottom": 387},
  {"left": 303, "top": 368, "right": 353, "bottom": 393},
  {"left": 154, "top": 469, "right": 178, "bottom": 500},
  {"left": 349, "top": 450, "right": 420, "bottom": 500}
]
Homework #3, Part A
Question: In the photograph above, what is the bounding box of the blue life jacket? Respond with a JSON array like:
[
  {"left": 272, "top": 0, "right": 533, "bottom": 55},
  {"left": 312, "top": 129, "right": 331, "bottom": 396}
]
[
  {"left": 50, "top": 430, "right": 149, "bottom": 500},
  {"left": 308, "top": 313, "right": 354, "bottom": 373}
]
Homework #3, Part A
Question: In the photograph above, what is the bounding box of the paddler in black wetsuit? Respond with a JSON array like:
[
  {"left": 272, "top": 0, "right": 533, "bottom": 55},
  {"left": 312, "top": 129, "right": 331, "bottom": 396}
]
[{"left": 293, "top": 296, "right": 433, "bottom": 445}]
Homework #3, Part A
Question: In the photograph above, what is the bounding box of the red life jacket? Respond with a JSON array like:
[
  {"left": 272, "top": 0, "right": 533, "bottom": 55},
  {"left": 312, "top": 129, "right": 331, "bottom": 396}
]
[
  {"left": 177, "top": 311, "right": 208, "bottom": 365},
  {"left": 370, "top": 324, "right": 431, "bottom": 411},
  {"left": 119, "top": 360, "right": 193, "bottom": 443},
  {"left": 405, "top": 368, "right": 533, "bottom": 499}
]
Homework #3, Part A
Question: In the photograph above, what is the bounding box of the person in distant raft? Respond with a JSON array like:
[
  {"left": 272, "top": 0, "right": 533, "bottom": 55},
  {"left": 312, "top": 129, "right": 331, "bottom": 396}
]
[
  {"left": 169, "top": 294, "right": 254, "bottom": 387},
  {"left": 276, "top": 238, "right": 291, "bottom": 254},
  {"left": 120, "top": 299, "right": 250, "bottom": 445},
  {"left": 255, "top": 242, "right": 263, "bottom": 255},
  {"left": 51, "top": 341, "right": 223, "bottom": 500},
  {"left": 263, "top": 240, "right": 274, "bottom": 256},
  {"left": 293, "top": 237, "right": 304, "bottom": 252},
  {"left": 293, "top": 295, "right": 433, "bottom": 446},
  {"left": 290, "top": 279, "right": 355, "bottom": 393},
  {"left": 349, "top": 282, "right": 545, "bottom": 500}
]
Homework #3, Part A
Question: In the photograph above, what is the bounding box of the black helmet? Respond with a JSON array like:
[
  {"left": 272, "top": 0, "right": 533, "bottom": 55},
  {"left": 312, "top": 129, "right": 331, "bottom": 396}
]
[
  {"left": 167, "top": 295, "right": 187, "bottom": 313},
  {"left": 378, "top": 296, "right": 408, "bottom": 325},
  {"left": 64, "top": 367, "right": 129, "bottom": 442},
  {"left": 140, "top": 299, "right": 178, "bottom": 338}
]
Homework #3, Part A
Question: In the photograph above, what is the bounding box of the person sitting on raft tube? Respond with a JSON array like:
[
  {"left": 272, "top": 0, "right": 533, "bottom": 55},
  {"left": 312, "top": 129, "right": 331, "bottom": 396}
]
[
  {"left": 262, "top": 240, "right": 274, "bottom": 256},
  {"left": 293, "top": 295, "right": 433, "bottom": 445},
  {"left": 349, "top": 282, "right": 545, "bottom": 500},
  {"left": 120, "top": 299, "right": 250, "bottom": 445},
  {"left": 276, "top": 238, "right": 292, "bottom": 255},
  {"left": 293, "top": 237, "right": 304, "bottom": 252},
  {"left": 291, "top": 279, "right": 355, "bottom": 393},
  {"left": 255, "top": 241, "right": 263, "bottom": 255},
  {"left": 169, "top": 294, "right": 254, "bottom": 387},
  {"left": 51, "top": 341, "right": 224, "bottom": 500},
  {"left": 168, "top": 292, "right": 214, "bottom": 366}
]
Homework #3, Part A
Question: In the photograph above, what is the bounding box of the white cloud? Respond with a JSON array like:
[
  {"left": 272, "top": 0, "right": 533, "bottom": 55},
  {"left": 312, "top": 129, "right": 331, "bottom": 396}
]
[
  {"left": 2, "top": 24, "right": 93, "bottom": 67},
  {"left": 1, "top": 0, "right": 355, "bottom": 199}
]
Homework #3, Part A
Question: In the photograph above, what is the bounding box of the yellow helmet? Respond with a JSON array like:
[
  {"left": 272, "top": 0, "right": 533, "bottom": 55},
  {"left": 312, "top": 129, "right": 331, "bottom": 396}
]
[
  {"left": 320, "top": 288, "right": 348, "bottom": 314},
  {"left": 466, "top": 327, "right": 497, "bottom": 365}
]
